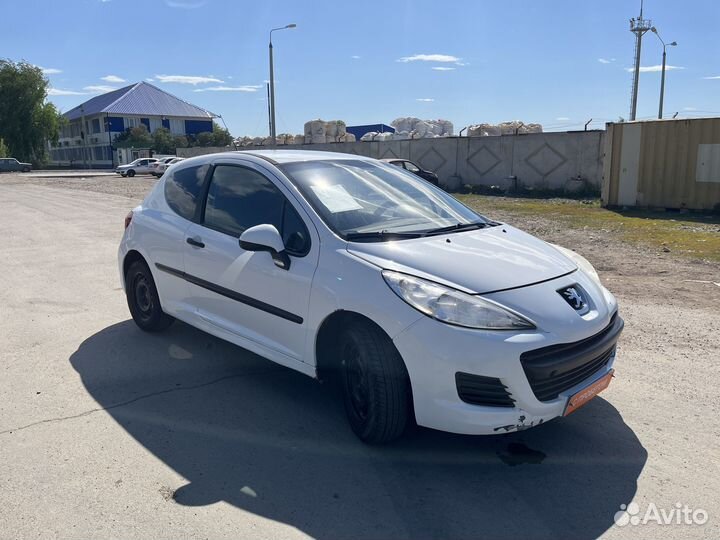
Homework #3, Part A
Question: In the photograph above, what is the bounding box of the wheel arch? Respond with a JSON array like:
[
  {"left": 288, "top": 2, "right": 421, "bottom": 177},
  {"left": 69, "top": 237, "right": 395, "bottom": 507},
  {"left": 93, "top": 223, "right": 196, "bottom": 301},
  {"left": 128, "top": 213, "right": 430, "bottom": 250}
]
[
  {"left": 315, "top": 310, "right": 409, "bottom": 382},
  {"left": 122, "top": 249, "right": 147, "bottom": 287}
]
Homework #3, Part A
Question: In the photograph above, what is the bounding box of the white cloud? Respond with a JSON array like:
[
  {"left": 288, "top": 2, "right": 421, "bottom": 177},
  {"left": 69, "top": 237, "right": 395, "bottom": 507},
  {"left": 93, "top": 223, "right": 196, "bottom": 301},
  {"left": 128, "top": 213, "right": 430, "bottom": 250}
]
[
  {"left": 624, "top": 65, "right": 684, "bottom": 73},
  {"left": 38, "top": 66, "right": 62, "bottom": 74},
  {"left": 155, "top": 74, "right": 224, "bottom": 85},
  {"left": 146, "top": 78, "right": 155, "bottom": 82},
  {"left": 351, "top": 55, "right": 361, "bottom": 59},
  {"left": 556, "top": 117, "right": 570, "bottom": 121},
  {"left": 193, "top": 85, "right": 262, "bottom": 92},
  {"left": 683, "top": 107, "right": 698, "bottom": 111},
  {"left": 416, "top": 98, "right": 434, "bottom": 102},
  {"left": 398, "top": 54, "right": 460, "bottom": 63},
  {"left": 101, "top": 75, "right": 125, "bottom": 83},
  {"left": 432, "top": 66, "right": 455, "bottom": 71},
  {"left": 702, "top": 75, "right": 720, "bottom": 80},
  {"left": 165, "top": 0, "right": 208, "bottom": 8},
  {"left": 47, "top": 88, "right": 88, "bottom": 96},
  {"left": 83, "top": 85, "right": 118, "bottom": 93},
  {"left": 597, "top": 58, "right": 616, "bottom": 64}
]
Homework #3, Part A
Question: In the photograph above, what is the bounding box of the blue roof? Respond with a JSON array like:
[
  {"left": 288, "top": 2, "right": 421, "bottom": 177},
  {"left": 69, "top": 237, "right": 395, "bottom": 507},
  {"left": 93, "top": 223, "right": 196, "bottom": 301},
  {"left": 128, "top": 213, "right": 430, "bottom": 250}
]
[{"left": 63, "top": 82, "right": 215, "bottom": 121}]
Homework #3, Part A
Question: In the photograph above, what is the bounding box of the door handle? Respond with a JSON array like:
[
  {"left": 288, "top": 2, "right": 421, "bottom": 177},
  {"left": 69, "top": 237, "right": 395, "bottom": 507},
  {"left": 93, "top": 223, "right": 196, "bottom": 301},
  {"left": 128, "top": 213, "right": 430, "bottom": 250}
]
[{"left": 186, "top": 237, "right": 205, "bottom": 248}]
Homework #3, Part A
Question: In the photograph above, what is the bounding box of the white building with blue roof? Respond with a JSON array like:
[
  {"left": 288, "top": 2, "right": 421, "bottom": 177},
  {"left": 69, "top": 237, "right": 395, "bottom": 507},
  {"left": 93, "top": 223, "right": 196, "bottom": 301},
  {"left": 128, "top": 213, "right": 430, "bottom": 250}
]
[{"left": 49, "top": 81, "right": 216, "bottom": 168}]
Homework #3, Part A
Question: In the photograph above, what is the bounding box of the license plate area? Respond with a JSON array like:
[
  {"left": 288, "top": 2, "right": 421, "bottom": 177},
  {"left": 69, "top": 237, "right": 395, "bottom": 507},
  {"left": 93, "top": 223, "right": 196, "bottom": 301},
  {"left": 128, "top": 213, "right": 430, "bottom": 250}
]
[{"left": 564, "top": 369, "right": 614, "bottom": 416}]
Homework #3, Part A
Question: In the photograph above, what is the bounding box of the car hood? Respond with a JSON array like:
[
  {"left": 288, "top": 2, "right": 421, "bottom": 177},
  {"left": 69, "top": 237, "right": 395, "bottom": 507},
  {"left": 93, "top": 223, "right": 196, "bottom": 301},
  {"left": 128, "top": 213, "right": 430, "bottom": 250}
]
[{"left": 346, "top": 225, "right": 576, "bottom": 294}]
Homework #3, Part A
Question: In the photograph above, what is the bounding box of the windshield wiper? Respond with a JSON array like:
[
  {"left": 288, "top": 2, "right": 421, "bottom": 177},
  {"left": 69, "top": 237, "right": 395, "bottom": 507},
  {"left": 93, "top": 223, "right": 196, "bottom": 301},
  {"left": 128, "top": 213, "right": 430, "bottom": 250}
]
[
  {"left": 422, "top": 221, "right": 489, "bottom": 236},
  {"left": 345, "top": 230, "right": 424, "bottom": 242}
]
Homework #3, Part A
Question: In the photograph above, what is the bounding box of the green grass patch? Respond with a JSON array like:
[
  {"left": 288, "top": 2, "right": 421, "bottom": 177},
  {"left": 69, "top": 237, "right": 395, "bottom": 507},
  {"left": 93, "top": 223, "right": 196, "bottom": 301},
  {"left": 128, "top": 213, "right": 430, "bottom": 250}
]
[{"left": 456, "top": 195, "right": 720, "bottom": 263}]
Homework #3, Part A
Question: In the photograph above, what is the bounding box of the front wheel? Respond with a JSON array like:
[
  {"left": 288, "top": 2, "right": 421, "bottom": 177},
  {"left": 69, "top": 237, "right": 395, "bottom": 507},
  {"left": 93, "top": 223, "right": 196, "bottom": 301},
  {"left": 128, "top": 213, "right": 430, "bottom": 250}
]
[
  {"left": 340, "top": 322, "right": 411, "bottom": 444},
  {"left": 125, "top": 260, "right": 174, "bottom": 332},
  {"left": 127, "top": 169, "right": 136, "bottom": 177}
]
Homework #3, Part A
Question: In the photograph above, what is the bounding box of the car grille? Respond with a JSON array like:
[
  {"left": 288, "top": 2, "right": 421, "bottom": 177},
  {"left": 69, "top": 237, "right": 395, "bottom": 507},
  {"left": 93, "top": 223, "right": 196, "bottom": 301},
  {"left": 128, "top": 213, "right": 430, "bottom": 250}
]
[
  {"left": 455, "top": 372, "right": 515, "bottom": 407},
  {"left": 520, "top": 313, "right": 623, "bottom": 402}
]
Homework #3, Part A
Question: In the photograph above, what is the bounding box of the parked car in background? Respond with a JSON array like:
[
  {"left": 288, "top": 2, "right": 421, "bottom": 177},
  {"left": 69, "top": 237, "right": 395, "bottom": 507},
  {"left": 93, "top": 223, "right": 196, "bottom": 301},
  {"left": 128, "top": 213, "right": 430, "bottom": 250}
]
[
  {"left": 0, "top": 158, "right": 32, "bottom": 173},
  {"left": 155, "top": 157, "right": 185, "bottom": 177},
  {"left": 381, "top": 158, "right": 439, "bottom": 186},
  {"left": 119, "top": 150, "right": 622, "bottom": 444},
  {"left": 116, "top": 158, "right": 158, "bottom": 178},
  {"left": 150, "top": 157, "right": 177, "bottom": 177}
]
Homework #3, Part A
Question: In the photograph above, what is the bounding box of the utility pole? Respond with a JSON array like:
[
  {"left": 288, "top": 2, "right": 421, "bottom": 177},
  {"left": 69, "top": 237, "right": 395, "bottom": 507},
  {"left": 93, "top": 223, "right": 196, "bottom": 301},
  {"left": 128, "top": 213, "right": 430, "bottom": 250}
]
[
  {"left": 268, "top": 23, "right": 296, "bottom": 146},
  {"left": 629, "top": 0, "right": 652, "bottom": 121},
  {"left": 651, "top": 27, "right": 677, "bottom": 119}
]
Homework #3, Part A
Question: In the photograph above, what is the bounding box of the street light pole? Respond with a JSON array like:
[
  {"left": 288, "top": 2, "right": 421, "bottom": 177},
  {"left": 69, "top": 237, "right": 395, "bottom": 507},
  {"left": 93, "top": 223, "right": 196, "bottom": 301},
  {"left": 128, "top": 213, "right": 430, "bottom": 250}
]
[
  {"left": 651, "top": 27, "right": 677, "bottom": 120},
  {"left": 268, "top": 23, "right": 296, "bottom": 146}
]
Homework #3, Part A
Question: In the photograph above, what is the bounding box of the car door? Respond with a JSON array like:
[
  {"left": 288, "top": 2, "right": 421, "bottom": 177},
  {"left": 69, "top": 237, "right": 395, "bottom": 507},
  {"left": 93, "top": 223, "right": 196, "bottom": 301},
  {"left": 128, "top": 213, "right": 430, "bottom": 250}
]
[
  {"left": 137, "top": 159, "right": 150, "bottom": 173},
  {"left": 183, "top": 160, "right": 319, "bottom": 365},
  {"left": 145, "top": 162, "right": 211, "bottom": 317}
]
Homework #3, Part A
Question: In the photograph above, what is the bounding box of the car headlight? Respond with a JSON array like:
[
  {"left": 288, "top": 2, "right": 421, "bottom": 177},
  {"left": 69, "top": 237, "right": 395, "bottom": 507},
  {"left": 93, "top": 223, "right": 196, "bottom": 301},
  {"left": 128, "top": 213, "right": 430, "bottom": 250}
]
[
  {"left": 382, "top": 270, "right": 535, "bottom": 330},
  {"left": 551, "top": 244, "right": 600, "bottom": 284}
]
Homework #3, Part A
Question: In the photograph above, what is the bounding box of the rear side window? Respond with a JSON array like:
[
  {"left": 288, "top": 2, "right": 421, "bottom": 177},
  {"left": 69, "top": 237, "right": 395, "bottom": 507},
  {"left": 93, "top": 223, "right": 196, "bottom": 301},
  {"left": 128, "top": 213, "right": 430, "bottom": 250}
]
[
  {"left": 164, "top": 164, "right": 210, "bottom": 221},
  {"left": 203, "top": 165, "right": 310, "bottom": 255}
]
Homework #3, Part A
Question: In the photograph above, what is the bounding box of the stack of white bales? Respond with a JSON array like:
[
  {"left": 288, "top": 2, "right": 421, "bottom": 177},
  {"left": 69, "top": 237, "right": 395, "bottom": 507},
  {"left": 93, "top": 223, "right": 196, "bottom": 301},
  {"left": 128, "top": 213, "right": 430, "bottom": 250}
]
[
  {"left": 391, "top": 117, "right": 454, "bottom": 138},
  {"left": 303, "top": 119, "right": 353, "bottom": 143},
  {"left": 467, "top": 121, "right": 543, "bottom": 137}
]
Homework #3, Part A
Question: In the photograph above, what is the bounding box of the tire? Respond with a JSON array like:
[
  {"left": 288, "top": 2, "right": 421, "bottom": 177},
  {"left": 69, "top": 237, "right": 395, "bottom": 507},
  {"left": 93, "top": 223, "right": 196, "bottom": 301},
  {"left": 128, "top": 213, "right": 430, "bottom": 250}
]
[
  {"left": 340, "top": 322, "right": 411, "bottom": 443},
  {"left": 127, "top": 169, "right": 136, "bottom": 178},
  {"left": 125, "top": 259, "right": 174, "bottom": 332},
  {"left": 22, "top": 167, "right": 30, "bottom": 173}
]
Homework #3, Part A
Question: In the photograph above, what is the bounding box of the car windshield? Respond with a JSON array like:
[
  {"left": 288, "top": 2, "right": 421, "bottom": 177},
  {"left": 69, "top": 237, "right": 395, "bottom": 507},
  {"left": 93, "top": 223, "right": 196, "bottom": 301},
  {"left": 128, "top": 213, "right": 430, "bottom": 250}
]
[{"left": 281, "top": 159, "right": 488, "bottom": 240}]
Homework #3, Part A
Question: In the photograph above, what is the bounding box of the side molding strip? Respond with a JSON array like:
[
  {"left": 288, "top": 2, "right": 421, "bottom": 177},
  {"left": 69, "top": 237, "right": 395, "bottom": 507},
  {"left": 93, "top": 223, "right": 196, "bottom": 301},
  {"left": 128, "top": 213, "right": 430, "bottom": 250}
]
[{"left": 155, "top": 263, "right": 304, "bottom": 324}]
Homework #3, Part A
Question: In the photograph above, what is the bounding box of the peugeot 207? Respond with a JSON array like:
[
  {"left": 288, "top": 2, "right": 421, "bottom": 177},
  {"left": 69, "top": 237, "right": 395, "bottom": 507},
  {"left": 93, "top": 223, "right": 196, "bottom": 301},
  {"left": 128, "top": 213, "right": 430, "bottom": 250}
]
[{"left": 118, "top": 150, "right": 623, "bottom": 443}]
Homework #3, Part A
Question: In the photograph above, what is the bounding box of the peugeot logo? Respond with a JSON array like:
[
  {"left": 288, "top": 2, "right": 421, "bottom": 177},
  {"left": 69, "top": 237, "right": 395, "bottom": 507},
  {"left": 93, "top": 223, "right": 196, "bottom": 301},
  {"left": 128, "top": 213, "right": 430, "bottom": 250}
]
[{"left": 558, "top": 285, "right": 589, "bottom": 313}]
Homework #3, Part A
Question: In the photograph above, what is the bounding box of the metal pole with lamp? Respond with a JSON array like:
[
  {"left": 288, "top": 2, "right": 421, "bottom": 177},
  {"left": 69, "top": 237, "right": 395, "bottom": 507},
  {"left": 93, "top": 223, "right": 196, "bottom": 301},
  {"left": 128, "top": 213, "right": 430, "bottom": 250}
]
[
  {"left": 269, "top": 23, "right": 296, "bottom": 146},
  {"left": 651, "top": 27, "right": 677, "bottom": 119}
]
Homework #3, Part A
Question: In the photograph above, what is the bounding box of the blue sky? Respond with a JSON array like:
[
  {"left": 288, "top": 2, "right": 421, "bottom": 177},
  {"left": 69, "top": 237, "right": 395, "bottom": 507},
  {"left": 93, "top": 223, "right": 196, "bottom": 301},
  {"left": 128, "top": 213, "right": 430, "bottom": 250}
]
[{"left": 4, "top": 0, "right": 719, "bottom": 135}]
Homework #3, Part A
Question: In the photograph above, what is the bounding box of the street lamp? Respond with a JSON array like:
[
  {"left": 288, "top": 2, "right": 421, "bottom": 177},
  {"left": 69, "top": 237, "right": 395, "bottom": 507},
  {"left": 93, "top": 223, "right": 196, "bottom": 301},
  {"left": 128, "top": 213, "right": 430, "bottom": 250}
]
[
  {"left": 651, "top": 27, "right": 677, "bottom": 119},
  {"left": 269, "top": 23, "right": 297, "bottom": 146}
]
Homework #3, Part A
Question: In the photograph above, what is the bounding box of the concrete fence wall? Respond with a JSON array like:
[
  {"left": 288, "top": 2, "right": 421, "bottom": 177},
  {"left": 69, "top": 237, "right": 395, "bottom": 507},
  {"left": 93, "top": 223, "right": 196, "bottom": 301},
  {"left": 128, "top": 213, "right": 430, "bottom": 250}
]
[{"left": 178, "top": 130, "right": 605, "bottom": 192}]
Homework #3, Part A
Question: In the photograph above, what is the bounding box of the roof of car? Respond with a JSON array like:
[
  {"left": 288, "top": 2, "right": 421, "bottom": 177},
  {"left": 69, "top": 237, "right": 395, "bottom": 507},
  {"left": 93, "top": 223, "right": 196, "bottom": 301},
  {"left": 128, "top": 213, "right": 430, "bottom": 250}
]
[
  {"left": 379, "top": 158, "right": 404, "bottom": 162},
  {"left": 231, "top": 149, "right": 374, "bottom": 165}
]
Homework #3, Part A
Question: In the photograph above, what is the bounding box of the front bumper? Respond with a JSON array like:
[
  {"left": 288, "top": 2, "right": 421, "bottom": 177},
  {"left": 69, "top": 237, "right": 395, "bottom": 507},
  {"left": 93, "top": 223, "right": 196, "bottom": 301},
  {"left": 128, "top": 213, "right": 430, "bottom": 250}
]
[{"left": 393, "top": 290, "right": 623, "bottom": 435}]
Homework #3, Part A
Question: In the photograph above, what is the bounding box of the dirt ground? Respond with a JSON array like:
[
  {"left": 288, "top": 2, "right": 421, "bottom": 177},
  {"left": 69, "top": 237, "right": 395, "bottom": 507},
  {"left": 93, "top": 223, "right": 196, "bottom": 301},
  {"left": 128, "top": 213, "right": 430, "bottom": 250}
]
[{"left": 1, "top": 172, "right": 718, "bottom": 540}]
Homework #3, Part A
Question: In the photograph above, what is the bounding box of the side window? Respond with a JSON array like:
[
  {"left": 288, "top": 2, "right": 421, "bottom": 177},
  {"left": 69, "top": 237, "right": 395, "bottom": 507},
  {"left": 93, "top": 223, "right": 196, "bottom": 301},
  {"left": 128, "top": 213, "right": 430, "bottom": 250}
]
[
  {"left": 204, "top": 165, "right": 284, "bottom": 237},
  {"left": 404, "top": 161, "right": 420, "bottom": 173},
  {"left": 164, "top": 164, "right": 210, "bottom": 221},
  {"left": 281, "top": 202, "right": 310, "bottom": 255},
  {"left": 204, "top": 165, "right": 310, "bottom": 256}
]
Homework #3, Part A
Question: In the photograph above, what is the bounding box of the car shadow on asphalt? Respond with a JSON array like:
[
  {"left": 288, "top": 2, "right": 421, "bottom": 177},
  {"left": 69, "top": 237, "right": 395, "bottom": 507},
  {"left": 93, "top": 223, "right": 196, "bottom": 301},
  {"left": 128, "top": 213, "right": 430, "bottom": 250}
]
[{"left": 70, "top": 320, "right": 647, "bottom": 540}]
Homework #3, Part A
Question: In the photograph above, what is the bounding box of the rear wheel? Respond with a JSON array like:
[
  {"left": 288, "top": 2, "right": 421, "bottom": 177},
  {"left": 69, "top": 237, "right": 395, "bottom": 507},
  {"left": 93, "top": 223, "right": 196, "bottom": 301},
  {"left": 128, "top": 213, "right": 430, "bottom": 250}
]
[
  {"left": 340, "top": 322, "right": 411, "bottom": 444},
  {"left": 127, "top": 169, "right": 136, "bottom": 178},
  {"left": 125, "top": 259, "right": 174, "bottom": 332}
]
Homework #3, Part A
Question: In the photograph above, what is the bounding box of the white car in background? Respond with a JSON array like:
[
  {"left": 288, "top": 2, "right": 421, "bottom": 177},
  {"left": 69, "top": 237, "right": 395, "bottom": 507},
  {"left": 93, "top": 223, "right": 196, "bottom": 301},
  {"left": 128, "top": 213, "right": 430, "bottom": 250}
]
[
  {"left": 115, "top": 158, "right": 158, "bottom": 178},
  {"left": 118, "top": 150, "right": 623, "bottom": 443},
  {"left": 155, "top": 157, "right": 185, "bottom": 177},
  {"left": 150, "top": 157, "right": 177, "bottom": 177}
]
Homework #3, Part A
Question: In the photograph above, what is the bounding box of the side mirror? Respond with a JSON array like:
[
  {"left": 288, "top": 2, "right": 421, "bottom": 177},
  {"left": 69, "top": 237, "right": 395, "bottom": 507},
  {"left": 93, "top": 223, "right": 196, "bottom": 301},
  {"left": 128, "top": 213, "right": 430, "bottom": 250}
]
[{"left": 239, "top": 224, "right": 291, "bottom": 270}]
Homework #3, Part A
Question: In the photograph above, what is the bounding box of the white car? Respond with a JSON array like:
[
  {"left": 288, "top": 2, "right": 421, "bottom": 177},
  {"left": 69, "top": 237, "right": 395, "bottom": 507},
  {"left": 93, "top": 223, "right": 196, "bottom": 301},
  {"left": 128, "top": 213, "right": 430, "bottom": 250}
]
[
  {"left": 149, "top": 157, "right": 177, "bottom": 177},
  {"left": 118, "top": 150, "right": 623, "bottom": 443},
  {"left": 154, "top": 157, "right": 185, "bottom": 177},
  {"left": 115, "top": 158, "right": 158, "bottom": 178}
]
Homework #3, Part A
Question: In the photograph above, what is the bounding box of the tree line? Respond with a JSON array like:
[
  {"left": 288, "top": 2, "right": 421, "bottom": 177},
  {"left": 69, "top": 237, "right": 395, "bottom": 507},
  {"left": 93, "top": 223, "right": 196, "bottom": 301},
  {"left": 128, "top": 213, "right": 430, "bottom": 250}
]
[
  {"left": 113, "top": 122, "right": 234, "bottom": 154},
  {"left": 0, "top": 60, "right": 63, "bottom": 164}
]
